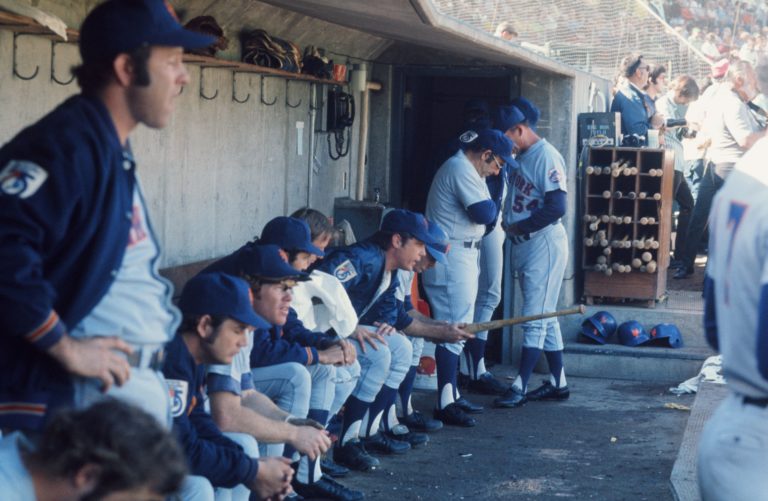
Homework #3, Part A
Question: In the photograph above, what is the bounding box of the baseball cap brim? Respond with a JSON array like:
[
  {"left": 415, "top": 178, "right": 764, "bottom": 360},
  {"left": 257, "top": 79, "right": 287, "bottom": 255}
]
[
  {"left": 232, "top": 308, "right": 271, "bottom": 330},
  {"left": 148, "top": 27, "right": 216, "bottom": 51},
  {"left": 299, "top": 242, "right": 325, "bottom": 257},
  {"left": 499, "top": 153, "right": 517, "bottom": 170},
  {"left": 426, "top": 244, "right": 447, "bottom": 264}
]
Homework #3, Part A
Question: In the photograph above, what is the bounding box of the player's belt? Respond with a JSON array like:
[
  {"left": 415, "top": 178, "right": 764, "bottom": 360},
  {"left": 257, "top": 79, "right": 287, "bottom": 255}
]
[
  {"left": 126, "top": 346, "right": 165, "bottom": 371},
  {"left": 743, "top": 396, "right": 768, "bottom": 408},
  {"left": 462, "top": 240, "right": 481, "bottom": 249}
]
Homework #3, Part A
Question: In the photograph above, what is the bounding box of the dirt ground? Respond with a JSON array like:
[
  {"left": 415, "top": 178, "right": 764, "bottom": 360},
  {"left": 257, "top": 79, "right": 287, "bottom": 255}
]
[{"left": 336, "top": 372, "right": 695, "bottom": 501}]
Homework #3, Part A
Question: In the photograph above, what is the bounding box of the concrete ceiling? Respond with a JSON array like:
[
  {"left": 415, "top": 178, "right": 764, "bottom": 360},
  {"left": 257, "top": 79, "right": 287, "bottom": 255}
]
[{"left": 259, "top": 0, "right": 575, "bottom": 75}]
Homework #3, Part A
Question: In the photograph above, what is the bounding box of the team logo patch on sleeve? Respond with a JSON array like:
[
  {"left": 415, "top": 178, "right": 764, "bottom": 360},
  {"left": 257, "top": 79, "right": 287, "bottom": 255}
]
[
  {"left": 334, "top": 259, "right": 358, "bottom": 283},
  {"left": 165, "top": 379, "right": 189, "bottom": 418},
  {"left": 0, "top": 160, "right": 48, "bottom": 199},
  {"left": 548, "top": 168, "right": 563, "bottom": 183}
]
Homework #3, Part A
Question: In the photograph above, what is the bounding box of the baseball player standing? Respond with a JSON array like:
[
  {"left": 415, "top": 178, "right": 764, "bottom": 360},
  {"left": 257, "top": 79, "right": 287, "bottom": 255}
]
[
  {"left": 494, "top": 100, "right": 570, "bottom": 409},
  {"left": 697, "top": 64, "right": 768, "bottom": 500},
  {"left": 0, "top": 0, "right": 214, "bottom": 431},
  {"left": 422, "top": 128, "right": 517, "bottom": 426}
]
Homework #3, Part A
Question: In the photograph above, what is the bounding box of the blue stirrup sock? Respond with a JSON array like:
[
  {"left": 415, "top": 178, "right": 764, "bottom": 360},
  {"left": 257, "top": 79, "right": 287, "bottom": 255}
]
[
  {"left": 466, "top": 337, "right": 487, "bottom": 379},
  {"left": 435, "top": 345, "right": 458, "bottom": 409},
  {"left": 544, "top": 350, "right": 566, "bottom": 388},
  {"left": 398, "top": 366, "right": 418, "bottom": 417},
  {"left": 516, "top": 346, "right": 542, "bottom": 393},
  {"left": 296, "top": 408, "right": 330, "bottom": 485},
  {"left": 339, "top": 395, "right": 369, "bottom": 445},
  {"left": 366, "top": 385, "right": 398, "bottom": 435}
]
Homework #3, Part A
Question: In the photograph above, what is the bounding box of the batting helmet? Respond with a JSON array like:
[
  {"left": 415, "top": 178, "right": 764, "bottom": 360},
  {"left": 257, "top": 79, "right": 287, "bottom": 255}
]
[
  {"left": 648, "top": 323, "right": 683, "bottom": 348},
  {"left": 617, "top": 321, "right": 650, "bottom": 347},
  {"left": 579, "top": 311, "right": 617, "bottom": 344}
]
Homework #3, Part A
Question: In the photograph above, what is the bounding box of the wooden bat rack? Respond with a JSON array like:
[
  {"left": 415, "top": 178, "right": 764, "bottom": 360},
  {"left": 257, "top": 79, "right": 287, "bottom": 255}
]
[{"left": 582, "top": 147, "right": 673, "bottom": 308}]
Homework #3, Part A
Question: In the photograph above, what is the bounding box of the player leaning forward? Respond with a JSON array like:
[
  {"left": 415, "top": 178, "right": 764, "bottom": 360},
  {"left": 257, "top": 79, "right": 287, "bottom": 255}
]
[
  {"left": 422, "top": 127, "right": 517, "bottom": 426},
  {"left": 494, "top": 101, "right": 570, "bottom": 409}
]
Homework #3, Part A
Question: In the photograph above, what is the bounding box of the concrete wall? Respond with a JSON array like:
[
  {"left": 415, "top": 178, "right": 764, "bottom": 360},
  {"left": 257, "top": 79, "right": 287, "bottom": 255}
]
[{"left": 0, "top": 0, "right": 391, "bottom": 268}]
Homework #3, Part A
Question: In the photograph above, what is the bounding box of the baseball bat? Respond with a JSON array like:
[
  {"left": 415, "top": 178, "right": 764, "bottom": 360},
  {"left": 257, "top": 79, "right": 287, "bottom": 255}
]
[{"left": 461, "top": 305, "right": 587, "bottom": 334}]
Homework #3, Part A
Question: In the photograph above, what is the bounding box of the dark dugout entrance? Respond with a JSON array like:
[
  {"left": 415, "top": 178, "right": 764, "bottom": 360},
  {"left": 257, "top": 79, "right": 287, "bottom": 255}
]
[{"left": 390, "top": 68, "right": 521, "bottom": 213}]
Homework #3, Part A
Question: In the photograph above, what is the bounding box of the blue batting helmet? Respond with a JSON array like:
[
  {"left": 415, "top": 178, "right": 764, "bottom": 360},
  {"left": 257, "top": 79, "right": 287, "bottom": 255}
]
[
  {"left": 648, "top": 323, "right": 683, "bottom": 348},
  {"left": 579, "top": 311, "right": 617, "bottom": 344},
  {"left": 617, "top": 321, "right": 650, "bottom": 347}
]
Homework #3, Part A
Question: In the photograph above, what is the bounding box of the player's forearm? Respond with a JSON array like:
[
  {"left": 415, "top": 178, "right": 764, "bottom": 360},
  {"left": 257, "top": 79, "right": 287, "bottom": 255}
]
[
  {"left": 210, "top": 393, "right": 293, "bottom": 444},
  {"left": 242, "top": 389, "right": 290, "bottom": 421},
  {"left": 403, "top": 317, "right": 448, "bottom": 340}
]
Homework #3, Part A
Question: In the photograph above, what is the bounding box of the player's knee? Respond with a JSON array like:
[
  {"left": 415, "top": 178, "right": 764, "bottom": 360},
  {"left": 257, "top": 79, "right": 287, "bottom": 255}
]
[
  {"left": 178, "top": 475, "right": 215, "bottom": 501},
  {"left": 224, "top": 432, "right": 260, "bottom": 458}
]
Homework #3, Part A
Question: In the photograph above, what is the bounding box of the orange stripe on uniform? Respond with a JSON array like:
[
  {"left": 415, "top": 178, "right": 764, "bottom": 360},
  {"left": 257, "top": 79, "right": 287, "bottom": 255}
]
[
  {"left": 0, "top": 403, "right": 46, "bottom": 415},
  {"left": 305, "top": 347, "right": 313, "bottom": 365},
  {"left": 25, "top": 311, "right": 59, "bottom": 343}
]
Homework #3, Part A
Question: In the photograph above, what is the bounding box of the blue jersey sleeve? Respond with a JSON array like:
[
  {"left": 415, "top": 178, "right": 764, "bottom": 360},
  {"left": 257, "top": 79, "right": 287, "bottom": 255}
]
[
  {"left": 467, "top": 200, "right": 498, "bottom": 225},
  {"left": 282, "top": 308, "right": 327, "bottom": 347},
  {"left": 515, "top": 190, "right": 566, "bottom": 235},
  {"left": 249, "top": 328, "right": 318, "bottom": 368},
  {"left": 703, "top": 275, "right": 719, "bottom": 351}
]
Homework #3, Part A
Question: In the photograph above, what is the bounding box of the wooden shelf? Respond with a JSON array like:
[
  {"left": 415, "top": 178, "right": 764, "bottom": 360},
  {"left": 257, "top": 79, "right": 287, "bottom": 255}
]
[
  {"left": 182, "top": 54, "right": 344, "bottom": 85},
  {"left": 0, "top": 10, "right": 346, "bottom": 86},
  {"left": 0, "top": 10, "right": 77, "bottom": 41}
]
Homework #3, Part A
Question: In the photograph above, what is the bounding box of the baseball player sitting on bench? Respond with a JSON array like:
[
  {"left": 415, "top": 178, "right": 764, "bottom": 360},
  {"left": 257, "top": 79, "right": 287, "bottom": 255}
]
[
  {"left": 494, "top": 98, "right": 571, "bottom": 409},
  {"left": 0, "top": 399, "right": 187, "bottom": 501},
  {"left": 202, "top": 231, "right": 362, "bottom": 501},
  {"left": 314, "top": 209, "right": 473, "bottom": 471},
  {"left": 391, "top": 219, "right": 451, "bottom": 436},
  {"left": 163, "top": 271, "right": 294, "bottom": 501}
]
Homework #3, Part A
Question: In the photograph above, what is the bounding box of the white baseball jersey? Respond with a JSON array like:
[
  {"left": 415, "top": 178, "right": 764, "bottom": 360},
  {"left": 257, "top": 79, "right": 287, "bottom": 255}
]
[
  {"left": 426, "top": 150, "right": 491, "bottom": 241},
  {"left": 503, "top": 139, "right": 567, "bottom": 226},
  {"left": 707, "top": 135, "right": 768, "bottom": 398}
]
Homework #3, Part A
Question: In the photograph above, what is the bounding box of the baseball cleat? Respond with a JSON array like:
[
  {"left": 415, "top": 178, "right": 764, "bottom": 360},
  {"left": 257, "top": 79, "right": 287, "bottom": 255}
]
[
  {"left": 433, "top": 403, "right": 477, "bottom": 427},
  {"left": 361, "top": 432, "right": 411, "bottom": 455},
  {"left": 400, "top": 411, "right": 443, "bottom": 432},
  {"left": 494, "top": 386, "right": 528, "bottom": 408},
  {"left": 293, "top": 475, "right": 365, "bottom": 501},
  {"left": 333, "top": 440, "right": 380, "bottom": 471},
  {"left": 467, "top": 372, "right": 510, "bottom": 395},
  {"left": 384, "top": 425, "right": 429, "bottom": 448},
  {"left": 525, "top": 381, "right": 570, "bottom": 401},
  {"left": 454, "top": 396, "right": 484, "bottom": 414},
  {"left": 321, "top": 456, "right": 350, "bottom": 478}
]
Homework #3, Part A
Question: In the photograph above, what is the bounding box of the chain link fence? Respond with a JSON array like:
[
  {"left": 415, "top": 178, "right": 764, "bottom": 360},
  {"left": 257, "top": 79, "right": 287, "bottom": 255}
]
[{"left": 432, "top": 0, "right": 712, "bottom": 83}]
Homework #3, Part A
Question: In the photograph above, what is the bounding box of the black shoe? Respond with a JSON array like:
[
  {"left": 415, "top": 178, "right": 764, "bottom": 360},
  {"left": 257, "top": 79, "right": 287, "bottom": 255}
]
[
  {"left": 384, "top": 426, "right": 429, "bottom": 448},
  {"left": 333, "top": 440, "right": 380, "bottom": 471},
  {"left": 400, "top": 410, "right": 443, "bottom": 432},
  {"left": 673, "top": 266, "right": 694, "bottom": 279},
  {"left": 526, "top": 381, "right": 570, "bottom": 401},
  {"left": 293, "top": 475, "right": 365, "bottom": 501},
  {"left": 467, "top": 372, "right": 509, "bottom": 395},
  {"left": 362, "top": 432, "right": 411, "bottom": 455},
  {"left": 454, "top": 396, "right": 484, "bottom": 414},
  {"left": 670, "top": 259, "right": 684, "bottom": 269},
  {"left": 433, "top": 403, "right": 477, "bottom": 427},
  {"left": 494, "top": 386, "right": 528, "bottom": 408},
  {"left": 457, "top": 372, "right": 470, "bottom": 389},
  {"left": 321, "top": 456, "right": 350, "bottom": 478}
]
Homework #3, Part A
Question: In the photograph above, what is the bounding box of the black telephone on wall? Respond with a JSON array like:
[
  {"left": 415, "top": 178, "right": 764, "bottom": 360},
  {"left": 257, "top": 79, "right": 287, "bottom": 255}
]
[{"left": 327, "top": 89, "right": 355, "bottom": 132}]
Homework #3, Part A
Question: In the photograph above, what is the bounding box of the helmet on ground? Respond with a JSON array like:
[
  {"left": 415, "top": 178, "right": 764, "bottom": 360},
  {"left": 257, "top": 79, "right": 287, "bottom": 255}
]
[
  {"left": 648, "top": 323, "right": 683, "bottom": 348},
  {"left": 617, "top": 320, "right": 650, "bottom": 347},
  {"left": 579, "top": 311, "right": 617, "bottom": 344}
]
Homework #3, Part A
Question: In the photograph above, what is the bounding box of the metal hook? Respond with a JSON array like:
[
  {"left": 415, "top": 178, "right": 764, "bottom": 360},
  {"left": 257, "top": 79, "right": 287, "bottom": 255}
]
[
  {"left": 50, "top": 40, "right": 75, "bottom": 86},
  {"left": 199, "top": 67, "right": 219, "bottom": 100},
  {"left": 232, "top": 72, "right": 250, "bottom": 104},
  {"left": 260, "top": 76, "right": 277, "bottom": 106},
  {"left": 285, "top": 80, "right": 302, "bottom": 108},
  {"left": 13, "top": 33, "right": 40, "bottom": 81}
]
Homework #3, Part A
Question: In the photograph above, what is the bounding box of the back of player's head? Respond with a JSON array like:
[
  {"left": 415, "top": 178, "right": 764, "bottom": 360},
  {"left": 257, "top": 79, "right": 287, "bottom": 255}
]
[
  {"left": 291, "top": 207, "right": 334, "bottom": 242},
  {"left": 36, "top": 399, "right": 187, "bottom": 499},
  {"left": 671, "top": 75, "right": 700, "bottom": 101},
  {"left": 620, "top": 53, "right": 645, "bottom": 79}
]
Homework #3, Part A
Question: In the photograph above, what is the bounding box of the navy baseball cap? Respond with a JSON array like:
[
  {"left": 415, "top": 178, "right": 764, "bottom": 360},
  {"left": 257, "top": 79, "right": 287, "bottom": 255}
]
[
  {"left": 494, "top": 105, "right": 526, "bottom": 133},
  {"left": 425, "top": 220, "right": 449, "bottom": 264},
  {"left": 510, "top": 97, "right": 541, "bottom": 129},
  {"left": 381, "top": 209, "right": 435, "bottom": 245},
  {"left": 79, "top": 0, "right": 215, "bottom": 64},
  {"left": 178, "top": 272, "right": 270, "bottom": 329},
  {"left": 461, "top": 128, "right": 516, "bottom": 169},
  {"left": 261, "top": 217, "right": 324, "bottom": 257},
  {"left": 234, "top": 244, "right": 310, "bottom": 284}
]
